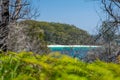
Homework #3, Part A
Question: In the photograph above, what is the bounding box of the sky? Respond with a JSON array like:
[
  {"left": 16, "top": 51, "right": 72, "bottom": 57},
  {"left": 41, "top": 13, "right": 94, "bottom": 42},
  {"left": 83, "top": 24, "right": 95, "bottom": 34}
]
[{"left": 33, "top": 0, "right": 103, "bottom": 34}]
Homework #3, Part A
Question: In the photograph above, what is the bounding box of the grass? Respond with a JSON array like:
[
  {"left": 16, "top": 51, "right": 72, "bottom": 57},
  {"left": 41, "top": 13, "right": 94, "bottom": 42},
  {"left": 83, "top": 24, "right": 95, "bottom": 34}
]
[{"left": 0, "top": 51, "right": 120, "bottom": 80}]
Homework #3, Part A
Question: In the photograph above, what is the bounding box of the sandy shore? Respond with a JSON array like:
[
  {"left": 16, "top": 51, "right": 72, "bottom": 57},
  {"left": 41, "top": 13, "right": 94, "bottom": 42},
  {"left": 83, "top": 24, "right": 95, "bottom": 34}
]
[{"left": 47, "top": 45, "right": 101, "bottom": 48}]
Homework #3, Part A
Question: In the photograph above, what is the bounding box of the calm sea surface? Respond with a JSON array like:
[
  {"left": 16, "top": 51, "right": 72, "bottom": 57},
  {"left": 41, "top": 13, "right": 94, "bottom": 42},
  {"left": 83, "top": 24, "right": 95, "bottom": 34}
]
[{"left": 48, "top": 45, "right": 99, "bottom": 59}]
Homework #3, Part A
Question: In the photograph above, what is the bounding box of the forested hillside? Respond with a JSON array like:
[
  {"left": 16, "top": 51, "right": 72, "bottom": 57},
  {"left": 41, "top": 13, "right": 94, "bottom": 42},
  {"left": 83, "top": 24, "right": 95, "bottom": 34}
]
[{"left": 22, "top": 20, "right": 93, "bottom": 45}]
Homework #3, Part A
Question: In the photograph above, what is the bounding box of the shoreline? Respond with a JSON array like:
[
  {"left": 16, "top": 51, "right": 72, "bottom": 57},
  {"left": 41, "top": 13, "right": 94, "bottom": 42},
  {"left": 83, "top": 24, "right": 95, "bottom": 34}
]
[{"left": 47, "top": 45, "right": 101, "bottom": 48}]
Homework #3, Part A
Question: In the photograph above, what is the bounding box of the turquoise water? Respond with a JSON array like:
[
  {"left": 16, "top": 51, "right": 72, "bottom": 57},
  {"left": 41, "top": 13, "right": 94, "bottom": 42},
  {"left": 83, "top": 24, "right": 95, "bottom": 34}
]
[{"left": 48, "top": 46, "right": 97, "bottom": 59}]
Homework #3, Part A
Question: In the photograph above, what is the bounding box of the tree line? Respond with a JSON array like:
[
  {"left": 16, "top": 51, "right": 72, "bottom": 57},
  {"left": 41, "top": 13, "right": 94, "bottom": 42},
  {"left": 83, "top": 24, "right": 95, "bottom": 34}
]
[{"left": 23, "top": 20, "right": 93, "bottom": 45}]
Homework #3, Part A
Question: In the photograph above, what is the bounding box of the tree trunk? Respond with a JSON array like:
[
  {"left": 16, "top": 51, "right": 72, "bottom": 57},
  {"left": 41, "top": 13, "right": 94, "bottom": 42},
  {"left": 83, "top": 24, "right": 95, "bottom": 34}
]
[{"left": 0, "top": 0, "right": 9, "bottom": 51}]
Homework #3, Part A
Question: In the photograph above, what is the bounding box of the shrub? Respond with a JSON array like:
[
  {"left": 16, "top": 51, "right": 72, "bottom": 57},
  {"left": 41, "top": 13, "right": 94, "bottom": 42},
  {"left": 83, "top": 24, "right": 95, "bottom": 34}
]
[{"left": 0, "top": 52, "right": 120, "bottom": 80}]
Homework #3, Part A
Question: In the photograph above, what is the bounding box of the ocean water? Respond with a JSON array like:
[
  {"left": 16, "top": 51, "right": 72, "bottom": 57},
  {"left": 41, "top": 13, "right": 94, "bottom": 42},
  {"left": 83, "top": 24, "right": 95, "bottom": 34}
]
[{"left": 48, "top": 45, "right": 99, "bottom": 59}]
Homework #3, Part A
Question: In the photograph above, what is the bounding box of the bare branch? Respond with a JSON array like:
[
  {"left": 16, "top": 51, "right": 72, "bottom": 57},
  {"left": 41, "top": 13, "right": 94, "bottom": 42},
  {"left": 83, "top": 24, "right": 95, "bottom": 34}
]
[{"left": 101, "top": 0, "right": 120, "bottom": 24}]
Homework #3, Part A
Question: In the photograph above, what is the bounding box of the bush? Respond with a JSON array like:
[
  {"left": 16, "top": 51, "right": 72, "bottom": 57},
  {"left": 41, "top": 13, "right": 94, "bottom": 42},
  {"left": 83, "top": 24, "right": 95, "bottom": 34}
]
[{"left": 0, "top": 52, "right": 120, "bottom": 80}]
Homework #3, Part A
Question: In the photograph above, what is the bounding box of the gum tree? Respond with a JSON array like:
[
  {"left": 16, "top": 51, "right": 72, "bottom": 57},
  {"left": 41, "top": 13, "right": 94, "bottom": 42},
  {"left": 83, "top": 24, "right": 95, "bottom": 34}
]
[{"left": 0, "top": 0, "right": 41, "bottom": 52}]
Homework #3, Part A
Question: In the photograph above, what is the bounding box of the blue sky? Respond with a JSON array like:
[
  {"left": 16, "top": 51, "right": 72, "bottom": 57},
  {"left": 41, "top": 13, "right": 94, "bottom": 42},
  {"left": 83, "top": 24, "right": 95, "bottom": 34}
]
[{"left": 33, "top": 0, "right": 102, "bottom": 34}]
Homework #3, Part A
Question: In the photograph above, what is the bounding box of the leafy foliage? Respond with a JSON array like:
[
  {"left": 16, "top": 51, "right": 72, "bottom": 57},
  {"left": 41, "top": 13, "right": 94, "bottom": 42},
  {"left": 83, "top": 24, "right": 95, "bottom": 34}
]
[
  {"left": 0, "top": 52, "right": 120, "bottom": 80},
  {"left": 22, "top": 20, "right": 93, "bottom": 45}
]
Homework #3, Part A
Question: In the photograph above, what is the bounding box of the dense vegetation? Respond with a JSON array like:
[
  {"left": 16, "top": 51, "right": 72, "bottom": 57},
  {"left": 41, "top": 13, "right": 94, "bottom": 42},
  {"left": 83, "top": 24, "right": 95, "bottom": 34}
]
[
  {"left": 0, "top": 52, "right": 120, "bottom": 80},
  {"left": 22, "top": 20, "right": 93, "bottom": 45}
]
